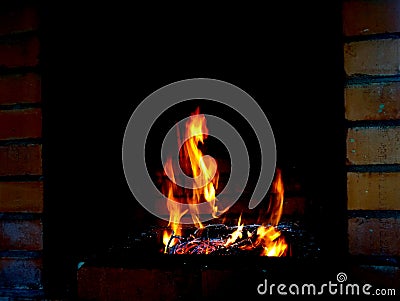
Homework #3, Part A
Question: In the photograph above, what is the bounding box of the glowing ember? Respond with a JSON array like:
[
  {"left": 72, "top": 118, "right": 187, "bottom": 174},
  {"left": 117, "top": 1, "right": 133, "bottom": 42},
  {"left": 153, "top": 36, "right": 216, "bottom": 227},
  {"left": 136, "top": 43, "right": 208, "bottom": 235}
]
[{"left": 161, "top": 107, "right": 288, "bottom": 256}]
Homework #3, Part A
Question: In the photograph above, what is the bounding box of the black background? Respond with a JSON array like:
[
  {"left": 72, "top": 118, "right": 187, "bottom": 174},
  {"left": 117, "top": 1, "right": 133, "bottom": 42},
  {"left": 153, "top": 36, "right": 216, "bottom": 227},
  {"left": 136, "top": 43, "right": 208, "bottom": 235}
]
[{"left": 39, "top": 2, "right": 345, "bottom": 297}]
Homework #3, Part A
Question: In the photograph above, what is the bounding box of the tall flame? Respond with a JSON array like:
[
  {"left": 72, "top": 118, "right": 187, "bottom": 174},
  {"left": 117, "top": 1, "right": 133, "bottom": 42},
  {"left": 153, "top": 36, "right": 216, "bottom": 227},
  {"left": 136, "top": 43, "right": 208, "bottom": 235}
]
[
  {"left": 268, "top": 168, "right": 284, "bottom": 227},
  {"left": 162, "top": 107, "right": 219, "bottom": 248},
  {"left": 182, "top": 107, "right": 219, "bottom": 226}
]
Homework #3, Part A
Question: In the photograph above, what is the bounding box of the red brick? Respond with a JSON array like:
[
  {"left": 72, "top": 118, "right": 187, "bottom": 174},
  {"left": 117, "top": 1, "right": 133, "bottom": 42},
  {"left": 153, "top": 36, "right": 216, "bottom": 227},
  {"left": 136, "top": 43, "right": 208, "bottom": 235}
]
[
  {"left": 0, "top": 73, "right": 41, "bottom": 105},
  {"left": 348, "top": 216, "right": 400, "bottom": 256},
  {"left": 344, "top": 39, "right": 400, "bottom": 76},
  {"left": 0, "top": 257, "right": 42, "bottom": 290},
  {"left": 345, "top": 82, "right": 400, "bottom": 121},
  {"left": 346, "top": 127, "right": 400, "bottom": 165},
  {"left": 201, "top": 270, "right": 238, "bottom": 298},
  {"left": 343, "top": 0, "right": 400, "bottom": 36},
  {"left": 348, "top": 172, "right": 400, "bottom": 210},
  {"left": 0, "top": 144, "right": 42, "bottom": 176},
  {"left": 0, "top": 5, "right": 39, "bottom": 36},
  {"left": 77, "top": 266, "right": 199, "bottom": 301},
  {"left": 282, "top": 196, "right": 305, "bottom": 216},
  {"left": 0, "top": 35, "right": 39, "bottom": 68},
  {"left": 0, "top": 181, "right": 43, "bottom": 213},
  {"left": 350, "top": 264, "right": 400, "bottom": 289},
  {"left": 0, "top": 219, "right": 43, "bottom": 251},
  {"left": 0, "top": 109, "right": 42, "bottom": 140}
]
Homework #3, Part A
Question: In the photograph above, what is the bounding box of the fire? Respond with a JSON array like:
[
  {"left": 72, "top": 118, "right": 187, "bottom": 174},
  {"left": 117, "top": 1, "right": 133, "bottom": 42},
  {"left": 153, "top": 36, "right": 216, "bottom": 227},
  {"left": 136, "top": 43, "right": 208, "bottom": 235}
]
[
  {"left": 181, "top": 106, "right": 219, "bottom": 224},
  {"left": 161, "top": 107, "right": 287, "bottom": 257},
  {"left": 224, "top": 215, "right": 244, "bottom": 247},
  {"left": 268, "top": 168, "right": 284, "bottom": 227},
  {"left": 252, "top": 224, "right": 287, "bottom": 257},
  {"left": 162, "top": 158, "right": 188, "bottom": 252},
  {"left": 252, "top": 168, "right": 287, "bottom": 256},
  {"left": 222, "top": 170, "right": 288, "bottom": 256},
  {"left": 162, "top": 107, "right": 219, "bottom": 250}
]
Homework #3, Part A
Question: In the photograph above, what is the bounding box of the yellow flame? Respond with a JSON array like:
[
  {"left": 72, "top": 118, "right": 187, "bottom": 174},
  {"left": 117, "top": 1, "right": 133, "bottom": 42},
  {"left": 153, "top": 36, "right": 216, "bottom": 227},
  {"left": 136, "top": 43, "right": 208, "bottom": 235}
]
[
  {"left": 255, "top": 169, "right": 287, "bottom": 256},
  {"left": 162, "top": 158, "right": 188, "bottom": 252},
  {"left": 224, "top": 215, "right": 244, "bottom": 247},
  {"left": 162, "top": 107, "right": 219, "bottom": 249},
  {"left": 183, "top": 107, "right": 219, "bottom": 223},
  {"left": 255, "top": 225, "right": 287, "bottom": 257}
]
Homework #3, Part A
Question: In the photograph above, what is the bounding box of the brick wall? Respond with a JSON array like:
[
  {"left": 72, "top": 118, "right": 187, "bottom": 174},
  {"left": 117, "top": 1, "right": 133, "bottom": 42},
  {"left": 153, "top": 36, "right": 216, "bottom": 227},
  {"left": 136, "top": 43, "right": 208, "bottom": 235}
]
[
  {"left": 0, "top": 2, "right": 43, "bottom": 299},
  {"left": 343, "top": 0, "right": 400, "bottom": 289}
]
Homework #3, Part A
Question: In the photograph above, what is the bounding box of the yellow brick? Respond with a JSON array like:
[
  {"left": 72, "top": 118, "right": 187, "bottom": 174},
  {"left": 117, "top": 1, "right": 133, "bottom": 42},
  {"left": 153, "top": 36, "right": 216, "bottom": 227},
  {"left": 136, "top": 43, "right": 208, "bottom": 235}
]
[
  {"left": 344, "top": 39, "right": 400, "bottom": 76},
  {"left": 347, "top": 127, "right": 400, "bottom": 165},
  {"left": 345, "top": 82, "right": 400, "bottom": 121},
  {"left": 347, "top": 172, "right": 400, "bottom": 210}
]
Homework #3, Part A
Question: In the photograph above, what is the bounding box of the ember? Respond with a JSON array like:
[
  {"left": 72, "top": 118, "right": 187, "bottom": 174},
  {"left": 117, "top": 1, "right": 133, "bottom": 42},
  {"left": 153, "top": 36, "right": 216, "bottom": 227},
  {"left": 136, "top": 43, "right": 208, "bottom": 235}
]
[
  {"left": 165, "top": 223, "right": 287, "bottom": 256},
  {"left": 160, "top": 107, "right": 288, "bottom": 256}
]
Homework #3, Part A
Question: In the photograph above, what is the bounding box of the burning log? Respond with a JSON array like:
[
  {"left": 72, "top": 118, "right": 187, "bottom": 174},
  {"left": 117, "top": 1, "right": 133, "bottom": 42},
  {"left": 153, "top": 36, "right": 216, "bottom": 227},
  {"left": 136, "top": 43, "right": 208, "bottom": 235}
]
[{"left": 164, "top": 223, "right": 288, "bottom": 256}]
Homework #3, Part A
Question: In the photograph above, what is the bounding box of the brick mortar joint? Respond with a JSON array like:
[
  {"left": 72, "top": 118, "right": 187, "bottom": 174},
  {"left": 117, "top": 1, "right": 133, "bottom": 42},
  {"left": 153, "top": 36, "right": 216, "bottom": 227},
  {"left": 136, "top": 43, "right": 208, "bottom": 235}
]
[{"left": 0, "top": 30, "right": 39, "bottom": 42}]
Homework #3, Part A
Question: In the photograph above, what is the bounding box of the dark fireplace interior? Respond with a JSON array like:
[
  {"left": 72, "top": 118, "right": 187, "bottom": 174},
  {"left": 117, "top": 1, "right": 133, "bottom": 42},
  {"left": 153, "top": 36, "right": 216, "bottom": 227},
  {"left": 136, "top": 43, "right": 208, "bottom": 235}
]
[
  {"left": 40, "top": 3, "right": 346, "bottom": 298},
  {"left": 40, "top": 4, "right": 345, "bottom": 299}
]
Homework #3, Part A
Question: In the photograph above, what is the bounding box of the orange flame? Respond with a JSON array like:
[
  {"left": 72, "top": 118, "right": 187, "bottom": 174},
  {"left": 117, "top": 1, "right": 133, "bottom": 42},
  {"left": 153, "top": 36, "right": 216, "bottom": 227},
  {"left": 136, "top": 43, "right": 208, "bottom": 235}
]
[
  {"left": 253, "top": 224, "right": 287, "bottom": 257},
  {"left": 224, "top": 214, "right": 244, "bottom": 247},
  {"left": 249, "top": 169, "right": 287, "bottom": 256},
  {"left": 182, "top": 106, "right": 219, "bottom": 225},
  {"left": 224, "top": 169, "right": 288, "bottom": 257},
  {"left": 162, "top": 158, "right": 188, "bottom": 253},
  {"left": 268, "top": 168, "right": 284, "bottom": 227},
  {"left": 162, "top": 107, "right": 219, "bottom": 249},
  {"left": 161, "top": 107, "right": 287, "bottom": 257}
]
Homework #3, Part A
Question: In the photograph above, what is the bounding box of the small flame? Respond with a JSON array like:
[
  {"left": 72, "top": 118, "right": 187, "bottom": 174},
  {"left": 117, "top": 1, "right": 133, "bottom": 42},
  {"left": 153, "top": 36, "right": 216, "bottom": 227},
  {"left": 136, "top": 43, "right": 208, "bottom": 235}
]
[
  {"left": 254, "top": 168, "right": 287, "bottom": 256},
  {"left": 268, "top": 168, "right": 284, "bottom": 227},
  {"left": 162, "top": 158, "right": 188, "bottom": 253},
  {"left": 162, "top": 229, "right": 172, "bottom": 253},
  {"left": 253, "top": 225, "right": 287, "bottom": 257},
  {"left": 224, "top": 215, "right": 244, "bottom": 247}
]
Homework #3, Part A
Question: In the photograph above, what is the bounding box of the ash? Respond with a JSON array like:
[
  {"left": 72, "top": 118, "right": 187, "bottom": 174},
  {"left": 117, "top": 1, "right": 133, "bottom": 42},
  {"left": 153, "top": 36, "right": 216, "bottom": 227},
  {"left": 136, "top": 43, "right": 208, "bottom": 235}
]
[
  {"left": 165, "top": 221, "right": 319, "bottom": 257},
  {"left": 126, "top": 219, "right": 320, "bottom": 259}
]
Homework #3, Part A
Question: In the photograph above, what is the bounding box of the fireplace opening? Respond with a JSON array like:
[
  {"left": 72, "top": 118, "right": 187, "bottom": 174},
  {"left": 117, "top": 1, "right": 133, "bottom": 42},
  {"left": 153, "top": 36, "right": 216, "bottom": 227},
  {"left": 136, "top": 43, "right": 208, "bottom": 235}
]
[
  {"left": 74, "top": 87, "right": 346, "bottom": 299},
  {"left": 43, "top": 75, "right": 346, "bottom": 299},
  {"left": 40, "top": 2, "right": 346, "bottom": 299},
  {"left": 131, "top": 99, "right": 321, "bottom": 259},
  {"left": 73, "top": 77, "right": 346, "bottom": 266}
]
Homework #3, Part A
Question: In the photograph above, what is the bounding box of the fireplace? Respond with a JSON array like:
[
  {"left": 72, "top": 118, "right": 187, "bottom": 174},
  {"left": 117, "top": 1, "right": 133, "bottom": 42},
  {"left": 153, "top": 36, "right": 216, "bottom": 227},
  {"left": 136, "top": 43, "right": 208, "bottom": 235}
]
[
  {"left": 75, "top": 57, "right": 346, "bottom": 300},
  {"left": 76, "top": 90, "right": 344, "bottom": 300},
  {"left": 38, "top": 3, "right": 349, "bottom": 299},
  {"left": 1, "top": 1, "right": 397, "bottom": 300}
]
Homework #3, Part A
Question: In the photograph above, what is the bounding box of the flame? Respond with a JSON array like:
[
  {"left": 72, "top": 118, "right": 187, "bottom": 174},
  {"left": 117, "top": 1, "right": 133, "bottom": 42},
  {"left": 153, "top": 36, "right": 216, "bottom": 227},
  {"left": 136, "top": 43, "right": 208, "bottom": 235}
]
[
  {"left": 162, "top": 107, "right": 219, "bottom": 249},
  {"left": 268, "top": 168, "right": 284, "bottom": 227},
  {"left": 182, "top": 106, "right": 219, "bottom": 224},
  {"left": 251, "top": 169, "right": 287, "bottom": 256},
  {"left": 162, "top": 158, "right": 188, "bottom": 253},
  {"left": 224, "top": 215, "right": 244, "bottom": 247},
  {"left": 161, "top": 107, "right": 288, "bottom": 257},
  {"left": 253, "top": 225, "right": 287, "bottom": 257}
]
